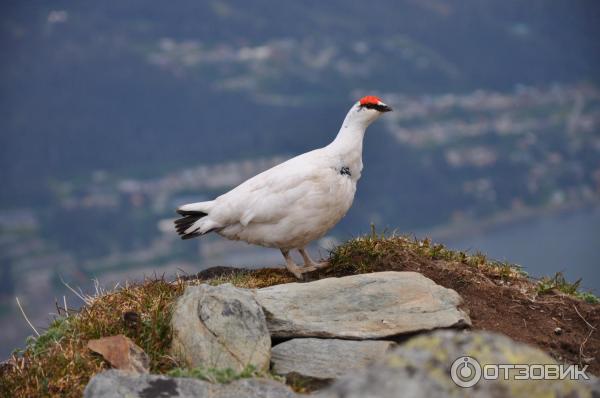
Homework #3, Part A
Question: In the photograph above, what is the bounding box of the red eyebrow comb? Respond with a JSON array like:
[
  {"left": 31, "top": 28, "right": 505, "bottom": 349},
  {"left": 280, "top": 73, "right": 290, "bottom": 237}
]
[{"left": 359, "top": 95, "right": 382, "bottom": 105}]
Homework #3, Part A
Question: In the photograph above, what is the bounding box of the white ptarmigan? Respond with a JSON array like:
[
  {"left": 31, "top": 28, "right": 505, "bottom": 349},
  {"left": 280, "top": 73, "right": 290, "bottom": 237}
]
[{"left": 175, "top": 96, "right": 392, "bottom": 278}]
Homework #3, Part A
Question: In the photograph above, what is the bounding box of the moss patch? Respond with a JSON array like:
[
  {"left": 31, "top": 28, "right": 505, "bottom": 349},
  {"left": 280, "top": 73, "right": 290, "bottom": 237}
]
[{"left": 167, "top": 364, "right": 277, "bottom": 384}]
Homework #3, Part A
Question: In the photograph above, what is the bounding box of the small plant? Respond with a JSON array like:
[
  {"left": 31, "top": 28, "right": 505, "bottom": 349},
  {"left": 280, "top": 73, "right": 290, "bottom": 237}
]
[
  {"left": 577, "top": 291, "right": 600, "bottom": 304},
  {"left": 488, "top": 260, "right": 527, "bottom": 280},
  {"left": 168, "top": 365, "right": 253, "bottom": 383},
  {"left": 538, "top": 272, "right": 580, "bottom": 295},
  {"left": 537, "top": 272, "right": 598, "bottom": 303},
  {"left": 27, "top": 317, "right": 71, "bottom": 356}
]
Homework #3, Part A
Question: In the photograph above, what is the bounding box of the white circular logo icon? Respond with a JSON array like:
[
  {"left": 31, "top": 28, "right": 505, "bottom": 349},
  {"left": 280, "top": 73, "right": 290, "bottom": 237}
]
[{"left": 450, "top": 356, "right": 482, "bottom": 388}]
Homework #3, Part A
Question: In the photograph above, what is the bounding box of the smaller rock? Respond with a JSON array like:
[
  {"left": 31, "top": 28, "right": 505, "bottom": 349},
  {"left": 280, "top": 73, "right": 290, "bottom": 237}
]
[
  {"left": 554, "top": 327, "right": 563, "bottom": 335},
  {"left": 87, "top": 335, "right": 149, "bottom": 374},
  {"left": 171, "top": 283, "right": 271, "bottom": 371},
  {"left": 271, "top": 338, "right": 395, "bottom": 382},
  {"left": 84, "top": 370, "right": 299, "bottom": 398}
]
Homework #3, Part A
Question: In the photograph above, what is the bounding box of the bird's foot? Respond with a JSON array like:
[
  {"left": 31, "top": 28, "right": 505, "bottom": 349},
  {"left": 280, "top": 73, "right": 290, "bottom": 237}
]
[
  {"left": 282, "top": 249, "right": 331, "bottom": 279},
  {"left": 284, "top": 259, "right": 329, "bottom": 280},
  {"left": 300, "top": 260, "right": 330, "bottom": 273},
  {"left": 281, "top": 249, "right": 306, "bottom": 279},
  {"left": 298, "top": 248, "right": 330, "bottom": 274},
  {"left": 285, "top": 262, "right": 305, "bottom": 279}
]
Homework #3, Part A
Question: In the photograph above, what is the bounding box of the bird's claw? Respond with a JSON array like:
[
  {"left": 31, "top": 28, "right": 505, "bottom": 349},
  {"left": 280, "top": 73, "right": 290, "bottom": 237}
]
[
  {"left": 282, "top": 249, "right": 330, "bottom": 279},
  {"left": 290, "top": 261, "right": 330, "bottom": 279},
  {"left": 301, "top": 261, "right": 330, "bottom": 273},
  {"left": 289, "top": 268, "right": 304, "bottom": 279}
]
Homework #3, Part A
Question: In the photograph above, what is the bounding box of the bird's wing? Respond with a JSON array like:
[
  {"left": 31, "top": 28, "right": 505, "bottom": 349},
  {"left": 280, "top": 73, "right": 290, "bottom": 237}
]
[{"left": 210, "top": 151, "right": 331, "bottom": 226}]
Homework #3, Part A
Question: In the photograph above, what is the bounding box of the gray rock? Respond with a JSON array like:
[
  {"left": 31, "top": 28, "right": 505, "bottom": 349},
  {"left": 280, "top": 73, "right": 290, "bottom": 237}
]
[
  {"left": 255, "top": 271, "right": 470, "bottom": 339},
  {"left": 318, "top": 330, "right": 594, "bottom": 398},
  {"left": 171, "top": 283, "right": 271, "bottom": 371},
  {"left": 84, "top": 370, "right": 298, "bottom": 398},
  {"left": 271, "top": 338, "right": 395, "bottom": 381}
]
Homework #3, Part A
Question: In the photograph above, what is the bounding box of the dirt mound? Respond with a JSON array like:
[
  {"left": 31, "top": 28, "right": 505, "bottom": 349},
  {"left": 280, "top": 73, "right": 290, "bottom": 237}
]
[{"left": 355, "top": 258, "right": 599, "bottom": 376}]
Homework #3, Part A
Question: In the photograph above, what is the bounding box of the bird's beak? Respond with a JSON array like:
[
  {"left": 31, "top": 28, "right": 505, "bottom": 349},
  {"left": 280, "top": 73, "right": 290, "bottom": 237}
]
[{"left": 379, "top": 104, "right": 392, "bottom": 113}]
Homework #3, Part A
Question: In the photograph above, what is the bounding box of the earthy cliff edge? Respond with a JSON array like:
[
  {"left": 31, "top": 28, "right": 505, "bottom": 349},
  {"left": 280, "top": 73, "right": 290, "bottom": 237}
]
[{"left": 1, "top": 233, "right": 598, "bottom": 397}]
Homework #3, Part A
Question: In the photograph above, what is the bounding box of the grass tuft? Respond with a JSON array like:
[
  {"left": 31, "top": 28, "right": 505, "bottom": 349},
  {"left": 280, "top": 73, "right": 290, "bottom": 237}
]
[
  {"left": 205, "top": 269, "right": 294, "bottom": 289},
  {"left": 26, "top": 317, "right": 71, "bottom": 356},
  {"left": 329, "top": 231, "right": 527, "bottom": 281},
  {"left": 0, "top": 278, "right": 185, "bottom": 397},
  {"left": 167, "top": 364, "right": 280, "bottom": 384},
  {"left": 537, "top": 272, "right": 599, "bottom": 304}
]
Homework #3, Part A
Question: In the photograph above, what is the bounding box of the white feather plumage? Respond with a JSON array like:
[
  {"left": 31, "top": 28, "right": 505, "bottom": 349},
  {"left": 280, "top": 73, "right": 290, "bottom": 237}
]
[{"left": 175, "top": 97, "right": 391, "bottom": 277}]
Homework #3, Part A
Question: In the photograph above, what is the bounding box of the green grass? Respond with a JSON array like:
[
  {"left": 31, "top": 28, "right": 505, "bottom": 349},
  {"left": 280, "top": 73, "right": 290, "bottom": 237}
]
[
  {"left": 0, "top": 278, "right": 186, "bottom": 397},
  {"left": 167, "top": 364, "right": 276, "bottom": 384},
  {"left": 329, "top": 226, "right": 527, "bottom": 281},
  {"left": 537, "top": 272, "right": 599, "bottom": 304},
  {"left": 26, "top": 317, "right": 72, "bottom": 356}
]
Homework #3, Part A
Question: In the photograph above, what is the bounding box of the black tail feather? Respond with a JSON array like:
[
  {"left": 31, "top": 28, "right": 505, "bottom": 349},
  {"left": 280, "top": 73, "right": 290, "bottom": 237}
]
[
  {"left": 176, "top": 209, "right": 207, "bottom": 216},
  {"left": 174, "top": 210, "right": 207, "bottom": 239},
  {"left": 181, "top": 231, "right": 202, "bottom": 240}
]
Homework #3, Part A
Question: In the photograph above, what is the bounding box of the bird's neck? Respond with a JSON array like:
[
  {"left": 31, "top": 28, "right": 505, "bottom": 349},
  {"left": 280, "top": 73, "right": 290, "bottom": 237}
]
[{"left": 327, "top": 111, "right": 369, "bottom": 158}]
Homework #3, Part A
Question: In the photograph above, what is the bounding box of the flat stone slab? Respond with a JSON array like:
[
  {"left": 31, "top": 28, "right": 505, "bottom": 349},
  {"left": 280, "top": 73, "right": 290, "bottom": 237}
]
[
  {"left": 271, "top": 338, "right": 396, "bottom": 381},
  {"left": 84, "top": 370, "right": 299, "bottom": 398},
  {"left": 171, "top": 283, "right": 271, "bottom": 371},
  {"left": 255, "top": 271, "right": 470, "bottom": 339}
]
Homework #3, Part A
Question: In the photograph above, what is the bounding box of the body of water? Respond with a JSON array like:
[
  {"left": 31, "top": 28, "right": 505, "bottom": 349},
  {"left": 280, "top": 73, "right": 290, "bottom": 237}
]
[{"left": 446, "top": 206, "right": 600, "bottom": 292}]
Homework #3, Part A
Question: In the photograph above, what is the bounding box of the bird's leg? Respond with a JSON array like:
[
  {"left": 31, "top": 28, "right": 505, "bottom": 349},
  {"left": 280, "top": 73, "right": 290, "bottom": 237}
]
[
  {"left": 281, "top": 249, "right": 304, "bottom": 279},
  {"left": 298, "top": 248, "right": 330, "bottom": 271}
]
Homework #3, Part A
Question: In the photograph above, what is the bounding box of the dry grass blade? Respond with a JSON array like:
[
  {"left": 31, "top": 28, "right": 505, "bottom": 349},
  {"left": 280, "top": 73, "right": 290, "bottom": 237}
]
[
  {"left": 60, "top": 275, "right": 93, "bottom": 306},
  {"left": 15, "top": 297, "right": 40, "bottom": 337},
  {"left": 574, "top": 304, "right": 596, "bottom": 364}
]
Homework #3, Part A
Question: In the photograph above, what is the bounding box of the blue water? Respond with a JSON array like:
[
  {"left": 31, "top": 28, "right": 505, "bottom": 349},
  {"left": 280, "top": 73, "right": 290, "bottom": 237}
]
[{"left": 447, "top": 206, "right": 600, "bottom": 292}]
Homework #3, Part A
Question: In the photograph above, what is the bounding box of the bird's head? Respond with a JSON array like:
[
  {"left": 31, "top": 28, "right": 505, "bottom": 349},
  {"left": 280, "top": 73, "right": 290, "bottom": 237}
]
[
  {"left": 345, "top": 95, "right": 392, "bottom": 127},
  {"left": 358, "top": 96, "right": 392, "bottom": 113}
]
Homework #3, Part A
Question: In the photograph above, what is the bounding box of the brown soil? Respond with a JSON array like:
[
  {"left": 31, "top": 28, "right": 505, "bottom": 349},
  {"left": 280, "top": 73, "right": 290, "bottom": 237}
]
[
  {"left": 193, "top": 258, "right": 600, "bottom": 376},
  {"left": 377, "top": 258, "right": 600, "bottom": 376}
]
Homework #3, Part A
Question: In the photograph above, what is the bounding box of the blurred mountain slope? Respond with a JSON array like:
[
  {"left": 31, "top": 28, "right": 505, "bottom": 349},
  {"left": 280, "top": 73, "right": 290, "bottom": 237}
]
[{"left": 1, "top": 0, "right": 599, "bottom": 206}]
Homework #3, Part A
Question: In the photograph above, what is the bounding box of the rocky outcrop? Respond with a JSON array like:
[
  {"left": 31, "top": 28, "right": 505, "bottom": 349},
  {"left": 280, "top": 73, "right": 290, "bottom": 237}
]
[
  {"left": 82, "top": 270, "right": 600, "bottom": 398},
  {"left": 255, "top": 271, "right": 470, "bottom": 339},
  {"left": 83, "top": 370, "right": 299, "bottom": 398},
  {"left": 271, "top": 338, "right": 395, "bottom": 382},
  {"left": 317, "top": 330, "right": 594, "bottom": 398},
  {"left": 86, "top": 272, "right": 491, "bottom": 397},
  {"left": 171, "top": 283, "right": 271, "bottom": 372}
]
